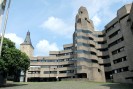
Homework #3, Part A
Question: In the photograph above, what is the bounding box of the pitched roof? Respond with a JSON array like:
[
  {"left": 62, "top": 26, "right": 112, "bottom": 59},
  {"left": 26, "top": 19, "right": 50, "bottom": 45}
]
[{"left": 21, "top": 31, "right": 34, "bottom": 49}]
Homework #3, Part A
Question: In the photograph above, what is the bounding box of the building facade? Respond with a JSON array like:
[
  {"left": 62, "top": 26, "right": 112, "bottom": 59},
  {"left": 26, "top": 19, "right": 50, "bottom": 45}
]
[
  {"left": 73, "top": 6, "right": 105, "bottom": 82},
  {"left": 0, "top": 0, "right": 7, "bottom": 85},
  {"left": 0, "top": 0, "right": 6, "bottom": 27},
  {"left": 104, "top": 3, "right": 133, "bottom": 83},
  {"left": 20, "top": 3, "right": 133, "bottom": 83}
]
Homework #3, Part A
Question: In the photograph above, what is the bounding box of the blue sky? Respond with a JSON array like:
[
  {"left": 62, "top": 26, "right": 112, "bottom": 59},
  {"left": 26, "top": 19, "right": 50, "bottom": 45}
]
[{"left": 2, "top": 0, "right": 132, "bottom": 56}]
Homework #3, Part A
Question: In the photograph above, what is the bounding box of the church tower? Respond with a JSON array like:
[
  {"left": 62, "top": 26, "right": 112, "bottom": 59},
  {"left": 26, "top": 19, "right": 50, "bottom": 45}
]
[{"left": 20, "top": 31, "right": 34, "bottom": 58}]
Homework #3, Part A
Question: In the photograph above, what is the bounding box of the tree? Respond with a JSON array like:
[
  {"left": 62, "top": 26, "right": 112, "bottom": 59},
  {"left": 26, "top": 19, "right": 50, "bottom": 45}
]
[{"left": 0, "top": 38, "right": 30, "bottom": 84}]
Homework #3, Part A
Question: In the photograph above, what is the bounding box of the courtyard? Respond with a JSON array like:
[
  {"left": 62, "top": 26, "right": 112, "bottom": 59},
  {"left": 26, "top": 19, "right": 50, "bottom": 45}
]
[{"left": 0, "top": 81, "right": 133, "bottom": 89}]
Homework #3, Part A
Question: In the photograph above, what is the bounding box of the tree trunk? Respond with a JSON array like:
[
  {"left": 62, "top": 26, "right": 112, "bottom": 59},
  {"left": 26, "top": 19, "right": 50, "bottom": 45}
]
[
  {"left": 0, "top": 71, "right": 7, "bottom": 86},
  {"left": 13, "top": 70, "right": 21, "bottom": 82}
]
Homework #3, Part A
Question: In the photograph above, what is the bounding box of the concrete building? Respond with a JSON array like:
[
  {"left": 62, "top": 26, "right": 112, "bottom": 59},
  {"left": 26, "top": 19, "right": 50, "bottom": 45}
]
[
  {"left": 104, "top": 3, "right": 133, "bottom": 83},
  {"left": 0, "top": 0, "right": 7, "bottom": 85},
  {"left": 20, "top": 3, "right": 133, "bottom": 83},
  {"left": 0, "top": 0, "right": 6, "bottom": 27},
  {"left": 73, "top": 6, "right": 105, "bottom": 82}
]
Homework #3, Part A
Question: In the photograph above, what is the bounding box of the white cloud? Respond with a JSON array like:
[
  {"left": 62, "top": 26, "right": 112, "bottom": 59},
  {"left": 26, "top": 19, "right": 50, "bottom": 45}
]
[
  {"left": 72, "top": 0, "right": 125, "bottom": 16},
  {"left": 42, "top": 16, "right": 65, "bottom": 31},
  {"left": 41, "top": 16, "right": 74, "bottom": 36},
  {"left": 36, "top": 39, "right": 59, "bottom": 56},
  {"left": 5, "top": 33, "right": 23, "bottom": 48},
  {"left": 71, "top": 0, "right": 133, "bottom": 30},
  {"left": 92, "top": 15, "right": 101, "bottom": 27}
]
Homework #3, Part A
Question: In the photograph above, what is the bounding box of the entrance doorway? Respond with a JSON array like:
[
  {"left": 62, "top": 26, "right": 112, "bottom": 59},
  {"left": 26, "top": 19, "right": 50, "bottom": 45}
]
[{"left": 77, "top": 73, "right": 87, "bottom": 78}]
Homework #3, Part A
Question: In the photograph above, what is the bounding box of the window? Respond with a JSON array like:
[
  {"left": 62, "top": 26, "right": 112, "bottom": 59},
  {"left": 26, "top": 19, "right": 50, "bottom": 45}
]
[
  {"left": 122, "top": 56, "right": 127, "bottom": 61},
  {"left": 77, "top": 18, "right": 81, "bottom": 23},
  {"left": 63, "top": 64, "right": 74, "bottom": 67},
  {"left": 123, "top": 67, "right": 129, "bottom": 71},
  {"left": 44, "top": 71, "right": 50, "bottom": 74},
  {"left": 58, "top": 65, "right": 63, "bottom": 68},
  {"left": 90, "top": 52, "right": 97, "bottom": 55},
  {"left": 90, "top": 44, "right": 95, "bottom": 47},
  {"left": 98, "top": 41, "right": 106, "bottom": 44},
  {"left": 89, "top": 37, "right": 94, "bottom": 40},
  {"left": 44, "top": 71, "right": 57, "bottom": 74},
  {"left": 41, "top": 66, "right": 49, "bottom": 68},
  {"left": 106, "top": 22, "right": 118, "bottom": 33},
  {"left": 77, "top": 57, "right": 97, "bottom": 63},
  {"left": 98, "top": 34, "right": 105, "bottom": 37},
  {"left": 109, "top": 29, "right": 120, "bottom": 39},
  {"left": 64, "top": 47, "right": 72, "bottom": 50},
  {"left": 104, "top": 63, "right": 111, "bottom": 67},
  {"left": 59, "top": 71, "right": 66, "bottom": 73},
  {"left": 91, "top": 60, "right": 98, "bottom": 63},
  {"left": 131, "top": 22, "right": 133, "bottom": 30},
  {"left": 98, "top": 69, "right": 101, "bottom": 72},
  {"left": 112, "top": 50, "right": 117, "bottom": 55},
  {"left": 76, "top": 36, "right": 94, "bottom": 41},
  {"left": 114, "top": 70, "right": 117, "bottom": 73},
  {"left": 108, "top": 37, "right": 124, "bottom": 48},
  {"left": 113, "top": 56, "right": 127, "bottom": 64},
  {"left": 112, "top": 47, "right": 125, "bottom": 55},
  {"left": 77, "top": 42, "right": 95, "bottom": 48},
  {"left": 31, "top": 60, "right": 38, "bottom": 62},
  {"left": 28, "top": 71, "right": 40, "bottom": 74},
  {"left": 98, "top": 48, "right": 108, "bottom": 51},
  {"left": 59, "top": 70, "right": 74, "bottom": 74},
  {"left": 112, "top": 66, "right": 129, "bottom": 74},
  {"left": 119, "top": 47, "right": 124, "bottom": 52},
  {"left": 85, "top": 18, "right": 87, "bottom": 20},
  {"left": 58, "top": 59, "right": 65, "bottom": 62},
  {"left": 50, "top": 71, "right": 57, "bottom": 74},
  {"left": 98, "top": 55, "right": 109, "bottom": 59}
]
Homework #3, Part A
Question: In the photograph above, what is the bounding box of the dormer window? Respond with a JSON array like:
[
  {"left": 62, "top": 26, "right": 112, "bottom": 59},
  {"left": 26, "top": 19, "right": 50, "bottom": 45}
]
[{"left": 81, "top": 11, "right": 83, "bottom": 14}]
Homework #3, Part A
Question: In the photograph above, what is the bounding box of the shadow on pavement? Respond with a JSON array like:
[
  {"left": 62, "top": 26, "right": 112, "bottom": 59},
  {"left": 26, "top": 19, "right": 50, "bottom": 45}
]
[
  {"left": 0, "top": 83, "right": 28, "bottom": 88},
  {"left": 101, "top": 83, "right": 133, "bottom": 89}
]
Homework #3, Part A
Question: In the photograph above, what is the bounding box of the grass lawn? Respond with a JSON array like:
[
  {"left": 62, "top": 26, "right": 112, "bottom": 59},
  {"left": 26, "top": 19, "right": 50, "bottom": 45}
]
[{"left": 0, "top": 81, "right": 133, "bottom": 89}]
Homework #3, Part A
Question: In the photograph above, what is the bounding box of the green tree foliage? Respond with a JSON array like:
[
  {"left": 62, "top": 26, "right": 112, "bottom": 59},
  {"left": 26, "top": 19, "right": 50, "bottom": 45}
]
[{"left": 0, "top": 38, "right": 30, "bottom": 77}]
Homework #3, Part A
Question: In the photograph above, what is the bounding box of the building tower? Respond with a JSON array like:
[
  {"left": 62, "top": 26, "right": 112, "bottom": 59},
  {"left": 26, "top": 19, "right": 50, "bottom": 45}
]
[
  {"left": 20, "top": 31, "right": 34, "bottom": 58},
  {"left": 73, "top": 6, "right": 105, "bottom": 82}
]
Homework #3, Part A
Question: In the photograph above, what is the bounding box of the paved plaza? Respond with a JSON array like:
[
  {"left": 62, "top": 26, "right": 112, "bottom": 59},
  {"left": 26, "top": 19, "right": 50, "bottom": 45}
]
[{"left": 0, "top": 81, "right": 133, "bottom": 89}]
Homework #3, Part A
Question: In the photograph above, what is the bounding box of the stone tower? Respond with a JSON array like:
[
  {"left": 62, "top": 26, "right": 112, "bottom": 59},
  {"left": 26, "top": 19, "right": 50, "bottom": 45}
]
[{"left": 20, "top": 31, "right": 34, "bottom": 58}]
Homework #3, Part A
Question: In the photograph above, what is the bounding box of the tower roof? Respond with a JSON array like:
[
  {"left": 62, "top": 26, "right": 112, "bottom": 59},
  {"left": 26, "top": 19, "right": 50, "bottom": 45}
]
[{"left": 21, "top": 31, "right": 34, "bottom": 49}]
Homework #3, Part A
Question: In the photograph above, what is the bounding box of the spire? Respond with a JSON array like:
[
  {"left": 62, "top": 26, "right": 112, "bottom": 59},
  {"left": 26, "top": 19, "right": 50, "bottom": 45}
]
[{"left": 21, "top": 31, "right": 34, "bottom": 48}]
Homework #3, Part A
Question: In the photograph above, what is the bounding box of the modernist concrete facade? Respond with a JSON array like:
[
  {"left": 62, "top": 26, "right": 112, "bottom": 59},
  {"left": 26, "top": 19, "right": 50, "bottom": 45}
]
[
  {"left": 104, "top": 3, "right": 133, "bottom": 83},
  {"left": 0, "top": 0, "right": 7, "bottom": 85},
  {"left": 0, "top": 0, "right": 6, "bottom": 27},
  {"left": 20, "top": 3, "right": 133, "bottom": 83}
]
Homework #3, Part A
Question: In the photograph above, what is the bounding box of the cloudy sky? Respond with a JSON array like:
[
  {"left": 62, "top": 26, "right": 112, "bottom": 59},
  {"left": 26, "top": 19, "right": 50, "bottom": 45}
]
[{"left": 1, "top": 0, "right": 132, "bottom": 56}]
